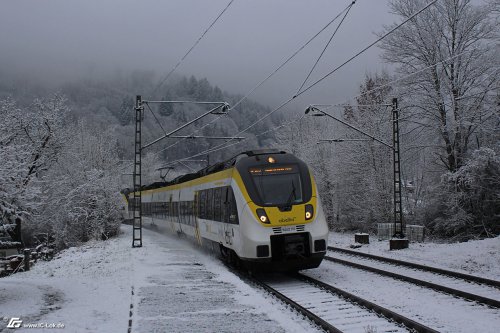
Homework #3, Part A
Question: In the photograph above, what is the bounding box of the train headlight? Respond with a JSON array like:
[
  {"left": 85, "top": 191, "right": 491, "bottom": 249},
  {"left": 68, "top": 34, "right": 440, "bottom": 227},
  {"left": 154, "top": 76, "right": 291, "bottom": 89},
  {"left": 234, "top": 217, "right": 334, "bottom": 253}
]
[
  {"left": 256, "top": 208, "right": 271, "bottom": 224},
  {"left": 305, "top": 204, "right": 314, "bottom": 220}
]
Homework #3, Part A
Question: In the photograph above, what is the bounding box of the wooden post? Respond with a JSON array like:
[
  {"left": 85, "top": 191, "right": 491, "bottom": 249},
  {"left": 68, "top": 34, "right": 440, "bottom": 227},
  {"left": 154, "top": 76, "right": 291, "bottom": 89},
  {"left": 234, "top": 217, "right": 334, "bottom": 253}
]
[{"left": 23, "top": 249, "right": 30, "bottom": 271}]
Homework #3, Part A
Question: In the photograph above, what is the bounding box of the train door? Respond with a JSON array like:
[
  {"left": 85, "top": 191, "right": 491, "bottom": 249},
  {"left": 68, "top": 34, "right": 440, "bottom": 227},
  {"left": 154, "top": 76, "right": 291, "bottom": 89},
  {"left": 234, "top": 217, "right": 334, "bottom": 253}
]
[
  {"left": 193, "top": 191, "right": 202, "bottom": 245},
  {"left": 177, "top": 191, "right": 183, "bottom": 235},
  {"left": 222, "top": 187, "right": 233, "bottom": 247},
  {"left": 169, "top": 194, "right": 175, "bottom": 233}
]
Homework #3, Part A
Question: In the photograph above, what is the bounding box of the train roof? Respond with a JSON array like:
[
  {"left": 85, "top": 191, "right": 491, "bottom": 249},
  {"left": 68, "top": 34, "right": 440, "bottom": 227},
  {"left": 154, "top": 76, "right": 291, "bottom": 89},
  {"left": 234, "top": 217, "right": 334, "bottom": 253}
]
[{"left": 121, "top": 149, "right": 288, "bottom": 195}]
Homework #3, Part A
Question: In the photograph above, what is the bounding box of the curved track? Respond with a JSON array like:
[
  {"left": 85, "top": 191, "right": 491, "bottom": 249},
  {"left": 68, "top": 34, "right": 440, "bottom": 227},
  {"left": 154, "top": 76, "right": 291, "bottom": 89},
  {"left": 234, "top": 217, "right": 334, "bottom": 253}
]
[{"left": 326, "top": 247, "right": 500, "bottom": 308}]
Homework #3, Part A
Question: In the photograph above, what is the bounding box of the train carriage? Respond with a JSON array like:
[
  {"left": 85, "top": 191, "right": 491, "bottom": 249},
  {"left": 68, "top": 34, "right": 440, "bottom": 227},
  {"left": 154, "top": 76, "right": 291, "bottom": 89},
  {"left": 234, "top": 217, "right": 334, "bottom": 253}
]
[{"left": 123, "top": 149, "right": 329, "bottom": 271}]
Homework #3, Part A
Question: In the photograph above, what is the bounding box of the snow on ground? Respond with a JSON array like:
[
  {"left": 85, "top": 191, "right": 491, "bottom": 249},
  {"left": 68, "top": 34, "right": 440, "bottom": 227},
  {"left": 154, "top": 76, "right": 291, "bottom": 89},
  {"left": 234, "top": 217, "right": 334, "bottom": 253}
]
[
  {"left": 0, "top": 228, "right": 132, "bottom": 333},
  {"left": 1, "top": 227, "right": 498, "bottom": 332},
  {"left": 305, "top": 260, "right": 500, "bottom": 333},
  {"left": 0, "top": 226, "right": 318, "bottom": 333},
  {"left": 130, "top": 227, "right": 319, "bottom": 333},
  {"left": 329, "top": 232, "right": 500, "bottom": 279}
]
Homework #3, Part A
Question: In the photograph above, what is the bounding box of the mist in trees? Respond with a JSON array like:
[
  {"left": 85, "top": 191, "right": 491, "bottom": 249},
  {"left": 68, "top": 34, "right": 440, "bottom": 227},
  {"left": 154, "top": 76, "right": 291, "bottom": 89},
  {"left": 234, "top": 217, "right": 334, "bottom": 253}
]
[
  {"left": 1, "top": 0, "right": 497, "bottom": 247},
  {"left": 379, "top": 0, "right": 498, "bottom": 173},
  {"left": 0, "top": 71, "right": 282, "bottom": 249},
  {"left": 277, "top": 73, "right": 396, "bottom": 233},
  {"left": 378, "top": 0, "right": 499, "bottom": 240},
  {"left": 0, "top": 95, "right": 123, "bottom": 249},
  {"left": 277, "top": 0, "right": 498, "bottom": 241}
]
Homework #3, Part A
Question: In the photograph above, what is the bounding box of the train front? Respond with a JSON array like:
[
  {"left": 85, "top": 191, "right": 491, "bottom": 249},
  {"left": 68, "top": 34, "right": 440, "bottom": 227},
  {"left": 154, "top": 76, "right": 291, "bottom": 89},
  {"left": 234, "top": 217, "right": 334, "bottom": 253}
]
[{"left": 233, "top": 150, "right": 329, "bottom": 271}]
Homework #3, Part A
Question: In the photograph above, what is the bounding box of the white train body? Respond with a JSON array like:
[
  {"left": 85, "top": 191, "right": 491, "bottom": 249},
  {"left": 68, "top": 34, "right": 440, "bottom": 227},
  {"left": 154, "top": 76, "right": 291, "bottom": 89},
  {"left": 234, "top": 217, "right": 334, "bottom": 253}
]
[{"left": 125, "top": 150, "right": 329, "bottom": 271}]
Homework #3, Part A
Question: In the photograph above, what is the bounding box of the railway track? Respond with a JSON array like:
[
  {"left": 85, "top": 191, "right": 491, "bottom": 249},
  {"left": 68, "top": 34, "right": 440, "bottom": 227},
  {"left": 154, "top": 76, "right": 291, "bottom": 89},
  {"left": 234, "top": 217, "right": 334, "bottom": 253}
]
[
  {"left": 228, "top": 265, "right": 438, "bottom": 333},
  {"left": 326, "top": 247, "right": 500, "bottom": 308}
]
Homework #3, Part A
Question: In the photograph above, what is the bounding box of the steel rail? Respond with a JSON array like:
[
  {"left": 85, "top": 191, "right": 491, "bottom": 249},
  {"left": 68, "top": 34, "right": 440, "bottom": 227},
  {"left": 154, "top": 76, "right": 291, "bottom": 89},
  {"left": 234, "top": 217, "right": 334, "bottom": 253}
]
[
  {"left": 253, "top": 275, "right": 342, "bottom": 333},
  {"left": 324, "top": 255, "right": 500, "bottom": 308},
  {"left": 296, "top": 273, "right": 439, "bottom": 333},
  {"left": 224, "top": 265, "right": 341, "bottom": 333},
  {"left": 328, "top": 246, "right": 500, "bottom": 289},
  {"left": 225, "top": 263, "right": 437, "bottom": 332}
]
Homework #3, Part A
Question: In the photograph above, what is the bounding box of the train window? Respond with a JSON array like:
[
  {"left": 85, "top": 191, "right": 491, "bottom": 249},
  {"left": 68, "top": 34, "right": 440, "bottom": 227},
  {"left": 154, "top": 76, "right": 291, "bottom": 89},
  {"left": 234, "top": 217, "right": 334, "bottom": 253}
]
[
  {"left": 214, "top": 188, "right": 221, "bottom": 222},
  {"left": 206, "top": 188, "right": 214, "bottom": 221},
  {"left": 191, "top": 200, "right": 196, "bottom": 225},
  {"left": 184, "top": 201, "right": 190, "bottom": 226},
  {"left": 198, "top": 191, "right": 206, "bottom": 219},
  {"left": 178, "top": 201, "right": 182, "bottom": 224},
  {"left": 249, "top": 164, "right": 303, "bottom": 206},
  {"left": 181, "top": 201, "right": 185, "bottom": 225},
  {"left": 162, "top": 202, "right": 167, "bottom": 218},
  {"left": 193, "top": 194, "right": 198, "bottom": 222},
  {"left": 182, "top": 201, "right": 186, "bottom": 225}
]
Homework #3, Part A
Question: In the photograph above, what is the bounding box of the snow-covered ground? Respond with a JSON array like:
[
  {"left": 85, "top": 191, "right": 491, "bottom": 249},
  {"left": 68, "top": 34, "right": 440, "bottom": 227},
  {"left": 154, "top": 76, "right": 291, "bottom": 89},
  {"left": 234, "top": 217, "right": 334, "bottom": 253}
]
[
  {"left": 328, "top": 232, "right": 500, "bottom": 280},
  {"left": 0, "top": 226, "right": 318, "bottom": 333},
  {"left": 0, "top": 227, "right": 498, "bottom": 332}
]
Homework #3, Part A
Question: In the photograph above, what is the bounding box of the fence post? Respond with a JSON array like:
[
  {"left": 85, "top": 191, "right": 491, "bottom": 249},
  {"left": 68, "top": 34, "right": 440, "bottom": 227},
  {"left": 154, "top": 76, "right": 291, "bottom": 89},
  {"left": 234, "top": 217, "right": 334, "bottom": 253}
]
[{"left": 23, "top": 249, "right": 30, "bottom": 271}]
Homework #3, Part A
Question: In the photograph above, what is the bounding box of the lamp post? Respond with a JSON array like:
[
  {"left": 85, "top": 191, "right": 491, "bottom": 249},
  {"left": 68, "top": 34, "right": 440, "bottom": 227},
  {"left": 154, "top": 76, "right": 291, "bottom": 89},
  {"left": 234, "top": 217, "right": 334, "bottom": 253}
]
[{"left": 305, "top": 99, "right": 408, "bottom": 249}]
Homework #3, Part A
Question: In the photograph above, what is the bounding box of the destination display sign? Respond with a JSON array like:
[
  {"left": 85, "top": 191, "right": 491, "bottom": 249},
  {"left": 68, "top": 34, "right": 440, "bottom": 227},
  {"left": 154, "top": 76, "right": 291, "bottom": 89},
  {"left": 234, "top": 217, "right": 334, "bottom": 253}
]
[{"left": 249, "top": 165, "right": 298, "bottom": 176}]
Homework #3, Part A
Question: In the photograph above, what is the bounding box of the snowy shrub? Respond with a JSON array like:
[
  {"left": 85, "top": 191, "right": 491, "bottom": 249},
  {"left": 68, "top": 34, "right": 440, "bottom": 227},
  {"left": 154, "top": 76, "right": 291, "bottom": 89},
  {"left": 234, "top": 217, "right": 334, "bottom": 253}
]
[
  {"left": 0, "top": 95, "right": 67, "bottom": 245},
  {"left": 1, "top": 95, "right": 123, "bottom": 249},
  {"left": 39, "top": 120, "right": 123, "bottom": 248},
  {"left": 424, "top": 148, "right": 500, "bottom": 240}
]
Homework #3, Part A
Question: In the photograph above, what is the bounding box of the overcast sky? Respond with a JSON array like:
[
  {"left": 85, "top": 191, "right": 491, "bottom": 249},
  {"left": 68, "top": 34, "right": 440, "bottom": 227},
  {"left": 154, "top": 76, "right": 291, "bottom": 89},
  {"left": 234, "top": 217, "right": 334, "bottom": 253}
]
[{"left": 0, "top": 0, "right": 398, "bottom": 108}]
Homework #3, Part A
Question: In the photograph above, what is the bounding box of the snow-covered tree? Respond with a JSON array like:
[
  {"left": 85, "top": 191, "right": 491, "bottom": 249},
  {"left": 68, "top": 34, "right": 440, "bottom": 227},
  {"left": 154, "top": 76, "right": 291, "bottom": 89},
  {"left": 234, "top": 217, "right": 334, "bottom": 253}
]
[
  {"left": 336, "top": 73, "right": 395, "bottom": 231},
  {"left": 39, "top": 120, "right": 123, "bottom": 247},
  {"left": 0, "top": 95, "right": 67, "bottom": 241},
  {"left": 423, "top": 147, "right": 500, "bottom": 240},
  {"left": 379, "top": 0, "right": 498, "bottom": 172}
]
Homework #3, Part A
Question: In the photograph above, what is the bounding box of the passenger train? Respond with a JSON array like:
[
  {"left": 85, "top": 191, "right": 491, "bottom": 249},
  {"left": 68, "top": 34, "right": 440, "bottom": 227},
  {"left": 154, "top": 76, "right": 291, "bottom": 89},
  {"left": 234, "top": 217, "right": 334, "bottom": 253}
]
[{"left": 123, "top": 149, "right": 329, "bottom": 271}]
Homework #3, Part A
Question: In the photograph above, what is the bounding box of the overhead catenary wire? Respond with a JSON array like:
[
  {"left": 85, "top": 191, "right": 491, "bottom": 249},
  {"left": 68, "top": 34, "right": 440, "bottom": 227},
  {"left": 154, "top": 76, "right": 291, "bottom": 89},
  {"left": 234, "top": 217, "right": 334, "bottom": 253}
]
[
  {"left": 153, "top": 41, "right": 496, "bottom": 170},
  {"left": 166, "top": 0, "right": 438, "bottom": 166},
  {"left": 295, "top": 0, "right": 357, "bottom": 95},
  {"left": 312, "top": 43, "right": 498, "bottom": 116},
  {"left": 161, "top": 44, "right": 480, "bottom": 170},
  {"left": 148, "top": 1, "right": 357, "bottom": 159},
  {"left": 150, "top": 0, "right": 235, "bottom": 98},
  {"left": 229, "top": 0, "right": 356, "bottom": 113},
  {"left": 190, "top": 27, "right": 496, "bottom": 172},
  {"left": 294, "top": 0, "right": 438, "bottom": 98},
  {"left": 145, "top": 102, "right": 167, "bottom": 135},
  {"left": 161, "top": 112, "right": 307, "bottom": 167}
]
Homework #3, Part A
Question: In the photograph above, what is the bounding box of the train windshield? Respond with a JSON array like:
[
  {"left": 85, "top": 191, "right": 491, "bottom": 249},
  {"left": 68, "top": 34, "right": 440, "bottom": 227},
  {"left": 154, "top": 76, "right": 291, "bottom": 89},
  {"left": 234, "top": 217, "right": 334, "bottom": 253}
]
[{"left": 249, "top": 165, "right": 303, "bottom": 206}]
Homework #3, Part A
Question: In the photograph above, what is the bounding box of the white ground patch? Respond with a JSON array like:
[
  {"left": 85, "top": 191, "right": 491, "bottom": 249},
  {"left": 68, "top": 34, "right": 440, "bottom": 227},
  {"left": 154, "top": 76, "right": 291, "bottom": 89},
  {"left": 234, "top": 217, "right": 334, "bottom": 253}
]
[
  {"left": 329, "top": 232, "right": 500, "bottom": 279},
  {"left": 0, "top": 226, "right": 318, "bottom": 333},
  {"left": 306, "top": 261, "right": 500, "bottom": 333},
  {"left": 0, "top": 227, "right": 498, "bottom": 332},
  {"left": 323, "top": 231, "right": 500, "bottom": 333}
]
